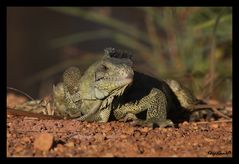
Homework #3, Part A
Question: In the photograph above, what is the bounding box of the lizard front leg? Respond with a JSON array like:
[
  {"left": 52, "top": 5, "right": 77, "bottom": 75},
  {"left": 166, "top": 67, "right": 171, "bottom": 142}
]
[
  {"left": 114, "top": 88, "right": 174, "bottom": 128},
  {"left": 74, "top": 100, "right": 102, "bottom": 121}
]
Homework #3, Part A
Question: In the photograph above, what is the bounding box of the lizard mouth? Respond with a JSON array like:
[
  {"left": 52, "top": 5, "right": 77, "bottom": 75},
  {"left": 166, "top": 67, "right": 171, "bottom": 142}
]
[
  {"left": 120, "top": 76, "right": 133, "bottom": 85},
  {"left": 95, "top": 75, "right": 133, "bottom": 86},
  {"left": 112, "top": 75, "right": 133, "bottom": 96},
  {"left": 119, "top": 70, "right": 134, "bottom": 85}
]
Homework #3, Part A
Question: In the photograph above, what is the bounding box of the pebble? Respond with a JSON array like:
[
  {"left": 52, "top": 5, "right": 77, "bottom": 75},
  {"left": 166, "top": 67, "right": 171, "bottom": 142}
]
[
  {"left": 102, "top": 124, "right": 112, "bottom": 133},
  {"left": 15, "top": 145, "right": 24, "bottom": 153},
  {"left": 20, "top": 137, "right": 31, "bottom": 144},
  {"left": 140, "top": 127, "right": 150, "bottom": 133},
  {"left": 182, "top": 121, "right": 189, "bottom": 126},
  {"left": 210, "top": 124, "right": 219, "bottom": 129},
  {"left": 65, "top": 142, "right": 75, "bottom": 148},
  {"left": 33, "top": 133, "right": 54, "bottom": 151},
  {"left": 125, "top": 127, "right": 134, "bottom": 135}
]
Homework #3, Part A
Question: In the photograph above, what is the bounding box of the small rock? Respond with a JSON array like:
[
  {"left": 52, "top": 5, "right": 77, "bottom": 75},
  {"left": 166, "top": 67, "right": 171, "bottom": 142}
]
[
  {"left": 191, "top": 122, "right": 197, "bottom": 126},
  {"left": 7, "top": 131, "right": 11, "bottom": 138},
  {"left": 54, "top": 144, "right": 64, "bottom": 153},
  {"left": 65, "top": 141, "right": 75, "bottom": 148},
  {"left": 140, "top": 127, "right": 150, "bottom": 133},
  {"left": 133, "top": 130, "right": 141, "bottom": 138},
  {"left": 15, "top": 145, "right": 24, "bottom": 153},
  {"left": 191, "top": 123, "right": 198, "bottom": 130},
  {"left": 34, "top": 133, "right": 54, "bottom": 151},
  {"left": 192, "top": 126, "right": 198, "bottom": 130},
  {"left": 204, "top": 138, "right": 215, "bottom": 143},
  {"left": 103, "top": 125, "right": 112, "bottom": 133},
  {"left": 182, "top": 121, "right": 189, "bottom": 126},
  {"left": 125, "top": 127, "right": 134, "bottom": 135},
  {"left": 94, "top": 133, "right": 105, "bottom": 142},
  {"left": 20, "top": 137, "right": 31, "bottom": 144},
  {"left": 210, "top": 123, "right": 219, "bottom": 129}
]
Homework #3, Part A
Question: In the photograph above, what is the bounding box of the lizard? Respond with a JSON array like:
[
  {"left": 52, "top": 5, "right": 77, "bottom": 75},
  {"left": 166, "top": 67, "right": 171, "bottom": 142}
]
[{"left": 10, "top": 47, "right": 217, "bottom": 127}]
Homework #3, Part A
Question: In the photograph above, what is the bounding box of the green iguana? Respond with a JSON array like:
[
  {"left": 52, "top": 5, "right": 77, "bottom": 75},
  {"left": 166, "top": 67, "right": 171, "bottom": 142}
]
[{"left": 10, "top": 48, "right": 213, "bottom": 127}]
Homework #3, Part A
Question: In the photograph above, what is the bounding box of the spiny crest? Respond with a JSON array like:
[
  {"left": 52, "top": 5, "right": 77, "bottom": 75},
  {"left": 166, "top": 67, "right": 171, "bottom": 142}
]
[{"left": 104, "top": 47, "right": 133, "bottom": 60}]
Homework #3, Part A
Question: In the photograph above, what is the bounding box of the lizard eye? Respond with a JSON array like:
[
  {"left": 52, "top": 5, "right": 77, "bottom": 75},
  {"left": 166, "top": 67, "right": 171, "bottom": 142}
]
[{"left": 100, "top": 64, "right": 108, "bottom": 71}]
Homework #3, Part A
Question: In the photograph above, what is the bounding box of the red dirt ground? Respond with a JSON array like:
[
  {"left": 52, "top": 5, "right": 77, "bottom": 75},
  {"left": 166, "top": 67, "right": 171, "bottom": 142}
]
[{"left": 7, "top": 93, "right": 232, "bottom": 157}]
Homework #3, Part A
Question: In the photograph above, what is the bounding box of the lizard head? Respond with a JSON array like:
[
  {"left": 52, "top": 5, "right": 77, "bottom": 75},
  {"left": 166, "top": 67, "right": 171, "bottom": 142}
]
[
  {"left": 79, "top": 48, "right": 134, "bottom": 100},
  {"left": 93, "top": 48, "right": 134, "bottom": 99}
]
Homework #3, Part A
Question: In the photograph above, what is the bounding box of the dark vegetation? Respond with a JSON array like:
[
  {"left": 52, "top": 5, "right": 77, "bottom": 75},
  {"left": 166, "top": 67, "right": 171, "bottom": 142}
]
[{"left": 7, "top": 7, "right": 232, "bottom": 101}]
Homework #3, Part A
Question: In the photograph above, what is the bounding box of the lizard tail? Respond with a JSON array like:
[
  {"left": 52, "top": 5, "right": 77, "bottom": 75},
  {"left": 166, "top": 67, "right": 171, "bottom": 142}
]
[{"left": 7, "top": 86, "right": 35, "bottom": 101}]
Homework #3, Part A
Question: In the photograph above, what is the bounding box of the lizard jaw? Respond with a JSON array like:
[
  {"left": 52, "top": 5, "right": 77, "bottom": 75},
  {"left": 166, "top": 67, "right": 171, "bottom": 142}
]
[
  {"left": 94, "top": 78, "right": 132, "bottom": 100},
  {"left": 116, "top": 77, "right": 133, "bottom": 87}
]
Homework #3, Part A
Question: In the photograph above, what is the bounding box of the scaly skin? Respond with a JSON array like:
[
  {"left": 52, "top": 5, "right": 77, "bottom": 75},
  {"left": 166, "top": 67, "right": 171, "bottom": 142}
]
[
  {"left": 13, "top": 48, "right": 208, "bottom": 127},
  {"left": 113, "top": 88, "right": 174, "bottom": 128}
]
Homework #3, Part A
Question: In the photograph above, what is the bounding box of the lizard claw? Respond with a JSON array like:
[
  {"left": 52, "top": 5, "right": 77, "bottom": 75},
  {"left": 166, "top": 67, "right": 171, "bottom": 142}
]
[
  {"left": 130, "top": 119, "right": 174, "bottom": 128},
  {"left": 189, "top": 109, "right": 213, "bottom": 122},
  {"left": 123, "top": 113, "right": 138, "bottom": 122},
  {"left": 156, "top": 119, "right": 175, "bottom": 128}
]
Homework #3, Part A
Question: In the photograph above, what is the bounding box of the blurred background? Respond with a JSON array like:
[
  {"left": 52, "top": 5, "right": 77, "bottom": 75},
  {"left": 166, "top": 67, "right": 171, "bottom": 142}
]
[{"left": 7, "top": 7, "right": 232, "bottom": 102}]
